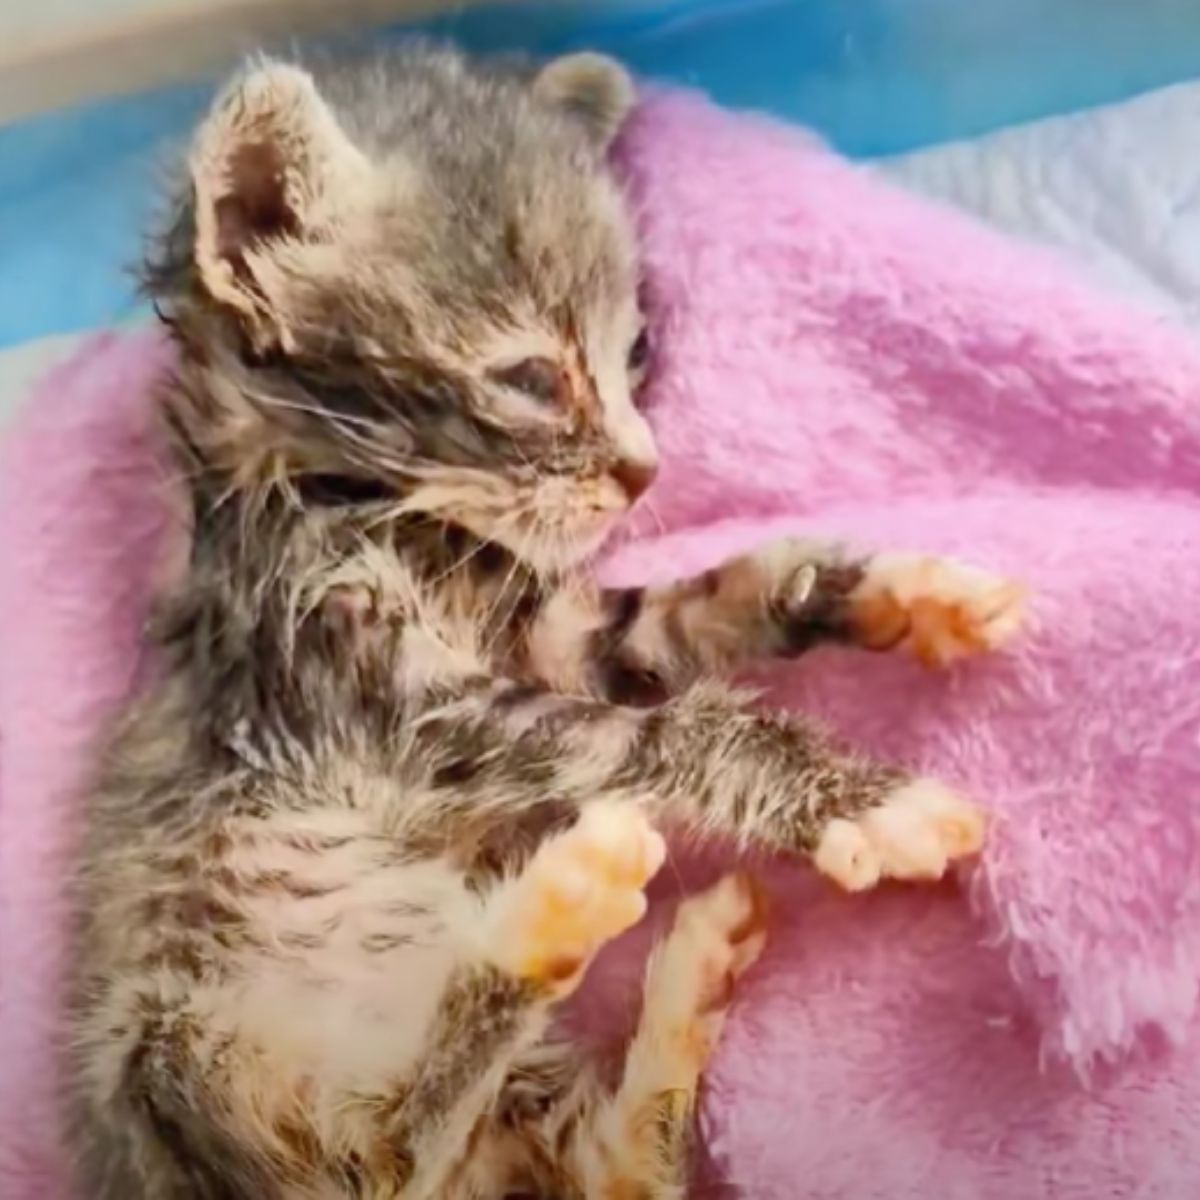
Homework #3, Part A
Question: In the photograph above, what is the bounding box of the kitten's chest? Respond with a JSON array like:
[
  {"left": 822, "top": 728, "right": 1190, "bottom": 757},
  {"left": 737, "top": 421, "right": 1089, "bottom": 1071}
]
[
  {"left": 520, "top": 584, "right": 610, "bottom": 694},
  {"left": 342, "top": 544, "right": 606, "bottom": 694}
]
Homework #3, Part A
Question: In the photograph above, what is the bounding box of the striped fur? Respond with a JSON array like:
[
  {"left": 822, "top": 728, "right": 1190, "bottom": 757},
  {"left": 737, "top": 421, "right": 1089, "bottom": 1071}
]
[{"left": 67, "top": 45, "right": 1011, "bottom": 1200}]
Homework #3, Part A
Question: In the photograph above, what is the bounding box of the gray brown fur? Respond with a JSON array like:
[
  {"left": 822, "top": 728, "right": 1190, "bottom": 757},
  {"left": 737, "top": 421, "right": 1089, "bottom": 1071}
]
[{"left": 67, "top": 43, "right": 948, "bottom": 1200}]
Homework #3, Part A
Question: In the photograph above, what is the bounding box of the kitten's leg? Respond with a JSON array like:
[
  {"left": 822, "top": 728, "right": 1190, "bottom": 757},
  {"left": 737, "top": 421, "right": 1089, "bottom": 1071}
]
[
  {"left": 509, "top": 873, "right": 768, "bottom": 1198},
  {"left": 104, "top": 967, "right": 560, "bottom": 1200},
  {"left": 627, "top": 683, "right": 987, "bottom": 892},
  {"left": 578, "top": 872, "right": 768, "bottom": 1197},
  {"left": 593, "top": 540, "right": 1025, "bottom": 692},
  {"left": 390, "top": 800, "right": 668, "bottom": 1198},
  {"left": 419, "top": 680, "right": 985, "bottom": 892}
]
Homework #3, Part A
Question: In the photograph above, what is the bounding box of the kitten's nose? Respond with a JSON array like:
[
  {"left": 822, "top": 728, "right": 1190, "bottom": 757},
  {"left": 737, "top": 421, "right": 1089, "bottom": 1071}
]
[{"left": 611, "top": 458, "right": 658, "bottom": 502}]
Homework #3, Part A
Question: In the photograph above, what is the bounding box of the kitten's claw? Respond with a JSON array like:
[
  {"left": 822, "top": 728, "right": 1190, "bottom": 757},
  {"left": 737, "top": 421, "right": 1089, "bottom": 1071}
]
[
  {"left": 851, "top": 554, "right": 1026, "bottom": 667},
  {"left": 813, "top": 779, "right": 986, "bottom": 892},
  {"left": 782, "top": 563, "right": 819, "bottom": 612},
  {"left": 490, "top": 802, "right": 665, "bottom": 990}
]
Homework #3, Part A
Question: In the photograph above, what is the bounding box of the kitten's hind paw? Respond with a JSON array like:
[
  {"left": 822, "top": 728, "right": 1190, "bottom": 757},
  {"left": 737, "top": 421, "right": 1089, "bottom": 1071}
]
[
  {"left": 813, "top": 779, "right": 986, "bottom": 892},
  {"left": 488, "top": 802, "right": 665, "bottom": 992},
  {"left": 851, "top": 554, "right": 1026, "bottom": 667},
  {"left": 668, "top": 872, "right": 769, "bottom": 1020},
  {"left": 631, "top": 872, "right": 769, "bottom": 1090}
]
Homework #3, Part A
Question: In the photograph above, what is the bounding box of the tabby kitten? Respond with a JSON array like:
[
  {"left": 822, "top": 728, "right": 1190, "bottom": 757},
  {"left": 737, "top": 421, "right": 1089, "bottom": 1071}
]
[{"left": 68, "top": 45, "right": 1024, "bottom": 1200}]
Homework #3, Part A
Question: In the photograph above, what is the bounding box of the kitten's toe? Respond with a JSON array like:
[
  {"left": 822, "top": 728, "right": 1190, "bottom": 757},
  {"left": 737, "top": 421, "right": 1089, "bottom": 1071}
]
[
  {"left": 860, "top": 779, "right": 986, "bottom": 879},
  {"left": 851, "top": 554, "right": 1027, "bottom": 667},
  {"left": 812, "top": 818, "right": 883, "bottom": 892},
  {"left": 493, "top": 802, "right": 664, "bottom": 990},
  {"left": 815, "top": 780, "right": 986, "bottom": 890}
]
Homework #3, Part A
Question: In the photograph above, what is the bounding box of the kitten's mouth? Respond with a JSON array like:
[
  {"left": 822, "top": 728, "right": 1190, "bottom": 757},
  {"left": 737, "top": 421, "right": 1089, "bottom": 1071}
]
[{"left": 419, "top": 470, "right": 637, "bottom": 572}]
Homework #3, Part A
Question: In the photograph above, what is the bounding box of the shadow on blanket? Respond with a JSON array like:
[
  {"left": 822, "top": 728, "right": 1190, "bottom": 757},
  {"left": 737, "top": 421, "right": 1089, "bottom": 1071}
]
[{"left": 3, "top": 90, "right": 1200, "bottom": 1198}]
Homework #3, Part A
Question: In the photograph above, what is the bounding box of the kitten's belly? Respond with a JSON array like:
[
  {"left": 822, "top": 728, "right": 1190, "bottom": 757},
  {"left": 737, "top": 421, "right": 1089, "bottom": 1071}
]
[{"left": 217, "top": 807, "right": 474, "bottom": 1089}]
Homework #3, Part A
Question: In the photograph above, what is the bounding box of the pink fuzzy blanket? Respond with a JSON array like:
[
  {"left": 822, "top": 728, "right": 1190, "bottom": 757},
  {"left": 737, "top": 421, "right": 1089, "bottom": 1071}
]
[{"left": 5, "top": 90, "right": 1200, "bottom": 1198}]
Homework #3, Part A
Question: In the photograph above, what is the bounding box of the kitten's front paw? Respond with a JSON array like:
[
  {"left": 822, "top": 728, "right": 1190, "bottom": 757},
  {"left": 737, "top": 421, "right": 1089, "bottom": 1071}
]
[
  {"left": 813, "top": 780, "right": 986, "bottom": 892},
  {"left": 494, "top": 802, "right": 665, "bottom": 990},
  {"left": 851, "top": 554, "right": 1026, "bottom": 668},
  {"left": 719, "top": 536, "right": 838, "bottom": 649}
]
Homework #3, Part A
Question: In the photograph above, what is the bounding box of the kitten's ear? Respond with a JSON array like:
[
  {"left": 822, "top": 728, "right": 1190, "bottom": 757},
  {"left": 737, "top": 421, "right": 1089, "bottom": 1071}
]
[
  {"left": 189, "top": 60, "right": 367, "bottom": 325},
  {"left": 533, "top": 53, "right": 636, "bottom": 149}
]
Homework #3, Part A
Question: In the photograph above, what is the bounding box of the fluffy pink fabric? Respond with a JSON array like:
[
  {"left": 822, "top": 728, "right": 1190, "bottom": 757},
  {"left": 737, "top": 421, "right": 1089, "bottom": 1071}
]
[
  {"left": 5, "top": 90, "right": 1200, "bottom": 1196},
  {"left": 0, "top": 334, "right": 175, "bottom": 1192}
]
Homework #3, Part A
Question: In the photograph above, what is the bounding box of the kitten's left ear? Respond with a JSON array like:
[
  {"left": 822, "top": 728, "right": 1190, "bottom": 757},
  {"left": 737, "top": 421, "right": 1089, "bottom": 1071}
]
[
  {"left": 533, "top": 52, "right": 636, "bottom": 149},
  {"left": 189, "top": 59, "right": 369, "bottom": 333}
]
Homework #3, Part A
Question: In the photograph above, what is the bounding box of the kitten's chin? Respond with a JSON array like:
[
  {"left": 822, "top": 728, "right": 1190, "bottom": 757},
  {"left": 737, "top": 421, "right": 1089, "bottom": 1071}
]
[{"left": 491, "top": 514, "right": 621, "bottom": 576}]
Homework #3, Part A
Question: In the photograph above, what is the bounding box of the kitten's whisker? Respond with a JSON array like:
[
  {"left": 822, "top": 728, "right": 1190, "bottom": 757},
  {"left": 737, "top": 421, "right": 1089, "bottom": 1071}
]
[
  {"left": 250, "top": 391, "right": 386, "bottom": 434},
  {"left": 476, "top": 496, "right": 550, "bottom": 654},
  {"left": 429, "top": 510, "right": 523, "bottom": 587},
  {"left": 479, "top": 539, "right": 530, "bottom": 657}
]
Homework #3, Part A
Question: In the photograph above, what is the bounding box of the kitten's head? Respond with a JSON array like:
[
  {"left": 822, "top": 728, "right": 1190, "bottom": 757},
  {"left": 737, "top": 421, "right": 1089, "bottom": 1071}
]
[{"left": 156, "top": 46, "right": 654, "bottom": 572}]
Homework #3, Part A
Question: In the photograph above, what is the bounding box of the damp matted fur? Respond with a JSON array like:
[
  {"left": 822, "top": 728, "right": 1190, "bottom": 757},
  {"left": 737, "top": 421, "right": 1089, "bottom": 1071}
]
[{"left": 67, "top": 42, "right": 1016, "bottom": 1199}]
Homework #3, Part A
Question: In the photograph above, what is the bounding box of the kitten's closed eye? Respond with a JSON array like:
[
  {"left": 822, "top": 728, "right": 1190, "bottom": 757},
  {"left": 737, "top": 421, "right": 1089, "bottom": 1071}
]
[
  {"left": 492, "top": 358, "right": 568, "bottom": 407},
  {"left": 628, "top": 328, "right": 651, "bottom": 373}
]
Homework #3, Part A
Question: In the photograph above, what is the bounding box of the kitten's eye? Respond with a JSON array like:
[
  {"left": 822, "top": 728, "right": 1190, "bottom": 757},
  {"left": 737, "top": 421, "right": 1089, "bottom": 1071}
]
[
  {"left": 492, "top": 357, "right": 567, "bottom": 407},
  {"left": 628, "top": 328, "right": 651, "bottom": 373}
]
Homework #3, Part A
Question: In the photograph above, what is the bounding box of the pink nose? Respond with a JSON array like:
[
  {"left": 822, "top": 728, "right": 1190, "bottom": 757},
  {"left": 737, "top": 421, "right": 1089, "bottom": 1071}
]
[{"left": 611, "top": 459, "right": 658, "bottom": 502}]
